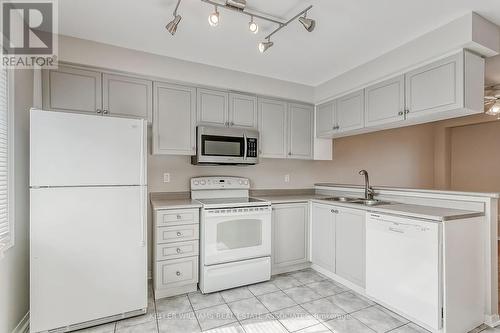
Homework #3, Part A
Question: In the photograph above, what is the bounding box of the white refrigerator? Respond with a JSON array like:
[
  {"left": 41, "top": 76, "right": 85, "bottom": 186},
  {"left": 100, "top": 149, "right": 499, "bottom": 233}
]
[{"left": 30, "top": 109, "right": 148, "bottom": 332}]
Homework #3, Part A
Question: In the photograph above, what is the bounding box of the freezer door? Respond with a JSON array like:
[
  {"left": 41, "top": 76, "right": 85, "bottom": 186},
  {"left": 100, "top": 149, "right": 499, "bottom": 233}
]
[
  {"left": 30, "top": 186, "right": 148, "bottom": 332},
  {"left": 30, "top": 109, "right": 146, "bottom": 186}
]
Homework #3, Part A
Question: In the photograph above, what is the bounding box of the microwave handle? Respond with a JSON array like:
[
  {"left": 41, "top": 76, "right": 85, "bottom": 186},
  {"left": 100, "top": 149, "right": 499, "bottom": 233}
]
[{"left": 243, "top": 133, "right": 248, "bottom": 160}]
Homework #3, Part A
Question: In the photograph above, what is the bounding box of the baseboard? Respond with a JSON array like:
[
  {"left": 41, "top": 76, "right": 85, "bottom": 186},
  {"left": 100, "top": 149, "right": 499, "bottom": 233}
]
[
  {"left": 271, "top": 262, "right": 311, "bottom": 275},
  {"left": 12, "top": 311, "right": 29, "bottom": 333}
]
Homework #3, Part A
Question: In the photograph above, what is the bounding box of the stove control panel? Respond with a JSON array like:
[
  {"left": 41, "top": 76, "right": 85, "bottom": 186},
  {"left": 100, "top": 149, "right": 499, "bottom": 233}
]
[{"left": 191, "top": 177, "right": 250, "bottom": 190}]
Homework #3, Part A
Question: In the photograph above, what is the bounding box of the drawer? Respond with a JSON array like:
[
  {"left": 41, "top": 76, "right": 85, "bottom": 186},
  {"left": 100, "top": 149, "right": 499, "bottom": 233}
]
[
  {"left": 156, "top": 209, "right": 199, "bottom": 226},
  {"left": 156, "top": 240, "right": 199, "bottom": 261},
  {"left": 155, "top": 257, "right": 199, "bottom": 289},
  {"left": 156, "top": 224, "right": 199, "bottom": 244}
]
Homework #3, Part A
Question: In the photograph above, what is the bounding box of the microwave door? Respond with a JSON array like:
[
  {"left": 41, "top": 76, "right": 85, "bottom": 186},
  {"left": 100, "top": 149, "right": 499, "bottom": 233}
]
[{"left": 199, "top": 134, "right": 245, "bottom": 164}]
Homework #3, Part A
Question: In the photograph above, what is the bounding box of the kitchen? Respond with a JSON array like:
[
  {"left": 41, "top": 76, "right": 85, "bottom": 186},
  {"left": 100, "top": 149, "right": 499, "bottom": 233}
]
[{"left": 2, "top": 1, "right": 500, "bottom": 333}]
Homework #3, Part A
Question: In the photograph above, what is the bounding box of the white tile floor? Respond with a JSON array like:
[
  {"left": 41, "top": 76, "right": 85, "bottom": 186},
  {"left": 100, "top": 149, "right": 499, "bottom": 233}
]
[{"left": 76, "top": 269, "right": 490, "bottom": 333}]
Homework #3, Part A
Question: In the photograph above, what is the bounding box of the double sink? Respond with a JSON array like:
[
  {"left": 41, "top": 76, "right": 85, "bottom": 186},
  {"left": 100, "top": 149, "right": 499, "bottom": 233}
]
[{"left": 321, "top": 196, "right": 392, "bottom": 207}]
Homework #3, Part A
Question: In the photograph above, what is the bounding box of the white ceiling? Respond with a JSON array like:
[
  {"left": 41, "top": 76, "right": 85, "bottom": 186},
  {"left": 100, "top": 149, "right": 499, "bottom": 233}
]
[{"left": 58, "top": 0, "right": 500, "bottom": 86}]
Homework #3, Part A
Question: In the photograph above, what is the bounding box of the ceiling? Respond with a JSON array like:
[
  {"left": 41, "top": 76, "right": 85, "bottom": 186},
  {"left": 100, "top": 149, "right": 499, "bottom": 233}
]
[{"left": 58, "top": 0, "right": 500, "bottom": 86}]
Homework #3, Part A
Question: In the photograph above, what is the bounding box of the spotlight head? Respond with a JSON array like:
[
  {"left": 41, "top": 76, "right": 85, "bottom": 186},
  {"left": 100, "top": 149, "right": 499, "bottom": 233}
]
[
  {"left": 299, "top": 16, "right": 316, "bottom": 32},
  {"left": 166, "top": 15, "right": 182, "bottom": 35},
  {"left": 258, "top": 40, "right": 273, "bottom": 53},
  {"left": 248, "top": 17, "right": 258, "bottom": 34},
  {"left": 208, "top": 7, "right": 220, "bottom": 26}
]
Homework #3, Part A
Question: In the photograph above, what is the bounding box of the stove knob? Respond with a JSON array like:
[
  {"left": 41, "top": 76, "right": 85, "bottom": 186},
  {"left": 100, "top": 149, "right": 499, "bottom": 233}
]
[
  {"left": 238, "top": 180, "right": 243, "bottom": 185},
  {"left": 200, "top": 180, "right": 206, "bottom": 185},
  {"left": 244, "top": 180, "right": 249, "bottom": 185},
  {"left": 193, "top": 180, "right": 199, "bottom": 185}
]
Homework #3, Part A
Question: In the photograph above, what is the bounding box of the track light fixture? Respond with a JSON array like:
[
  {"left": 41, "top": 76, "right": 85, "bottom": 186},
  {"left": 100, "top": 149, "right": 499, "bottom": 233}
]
[
  {"left": 166, "top": 0, "right": 182, "bottom": 35},
  {"left": 248, "top": 16, "right": 258, "bottom": 34},
  {"left": 166, "top": 1, "right": 316, "bottom": 53},
  {"left": 258, "top": 39, "right": 273, "bottom": 53},
  {"left": 208, "top": 5, "right": 220, "bottom": 26},
  {"left": 298, "top": 12, "right": 316, "bottom": 32}
]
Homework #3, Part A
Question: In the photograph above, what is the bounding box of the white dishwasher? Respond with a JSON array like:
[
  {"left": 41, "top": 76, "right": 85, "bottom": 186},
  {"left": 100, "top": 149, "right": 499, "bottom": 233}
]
[{"left": 366, "top": 213, "right": 442, "bottom": 332}]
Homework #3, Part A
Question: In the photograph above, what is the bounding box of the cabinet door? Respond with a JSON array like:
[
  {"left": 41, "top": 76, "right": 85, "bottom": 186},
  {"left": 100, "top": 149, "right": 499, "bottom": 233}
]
[
  {"left": 229, "top": 93, "right": 258, "bottom": 129},
  {"left": 153, "top": 82, "right": 196, "bottom": 155},
  {"left": 365, "top": 75, "right": 405, "bottom": 127},
  {"left": 288, "top": 103, "right": 313, "bottom": 160},
  {"left": 405, "top": 53, "right": 463, "bottom": 119},
  {"left": 311, "top": 203, "right": 335, "bottom": 273},
  {"left": 316, "top": 101, "right": 336, "bottom": 138},
  {"left": 272, "top": 203, "right": 309, "bottom": 270},
  {"left": 102, "top": 73, "right": 152, "bottom": 122},
  {"left": 258, "top": 98, "right": 287, "bottom": 158},
  {"left": 42, "top": 66, "right": 102, "bottom": 114},
  {"left": 335, "top": 207, "right": 365, "bottom": 287},
  {"left": 335, "top": 90, "right": 365, "bottom": 133},
  {"left": 197, "top": 88, "right": 228, "bottom": 126}
]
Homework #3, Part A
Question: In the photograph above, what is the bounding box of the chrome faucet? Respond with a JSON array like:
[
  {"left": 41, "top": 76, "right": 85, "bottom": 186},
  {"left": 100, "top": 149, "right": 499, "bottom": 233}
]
[{"left": 359, "top": 170, "right": 375, "bottom": 200}]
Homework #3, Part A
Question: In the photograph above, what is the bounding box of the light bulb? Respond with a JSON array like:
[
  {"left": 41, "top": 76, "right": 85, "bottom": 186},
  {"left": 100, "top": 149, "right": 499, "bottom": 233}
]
[
  {"left": 208, "top": 8, "right": 219, "bottom": 27},
  {"left": 248, "top": 18, "right": 258, "bottom": 34},
  {"left": 258, "top": 40, "right": 273, "bottom": 53}
]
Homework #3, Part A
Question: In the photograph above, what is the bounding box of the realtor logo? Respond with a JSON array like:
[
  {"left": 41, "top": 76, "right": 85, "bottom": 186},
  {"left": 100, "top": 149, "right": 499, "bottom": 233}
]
[{"left": 1, "top": 0, "right": 58, "bottom": 68}]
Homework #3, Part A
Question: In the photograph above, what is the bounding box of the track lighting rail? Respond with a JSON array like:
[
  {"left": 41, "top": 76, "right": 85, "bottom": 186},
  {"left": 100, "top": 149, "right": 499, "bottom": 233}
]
[
  {"left": 264, "top": 5, "right": 312, "bottom": 40},
  {"left": 200, "top": 0, "right": 285, "bottom": 26}
]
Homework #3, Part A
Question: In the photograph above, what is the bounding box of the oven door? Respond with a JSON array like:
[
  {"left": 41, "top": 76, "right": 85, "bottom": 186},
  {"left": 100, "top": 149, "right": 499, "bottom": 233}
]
[{"left": 202, "top": 206, "right": 271, "bottom": 266}]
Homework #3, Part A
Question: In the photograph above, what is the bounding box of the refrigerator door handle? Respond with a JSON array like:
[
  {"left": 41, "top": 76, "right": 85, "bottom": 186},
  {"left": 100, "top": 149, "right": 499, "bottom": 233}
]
[{"left": 140, "top": 186, "right": 146, "bottom": 247}]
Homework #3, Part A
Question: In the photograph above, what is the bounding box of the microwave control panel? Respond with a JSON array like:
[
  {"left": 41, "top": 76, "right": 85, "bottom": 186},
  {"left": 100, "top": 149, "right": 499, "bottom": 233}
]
[{"left": 247, "top": 138, "right": 258, "bottom": 158}]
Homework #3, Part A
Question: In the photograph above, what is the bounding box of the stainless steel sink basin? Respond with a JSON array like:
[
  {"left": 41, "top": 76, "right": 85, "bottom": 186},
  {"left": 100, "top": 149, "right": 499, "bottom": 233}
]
[
  {"left": 322, "top": 197, "right": 359, "bottom": 202},
  {"left": 322, "top": 197, "right": 391, "bottom": 206}
]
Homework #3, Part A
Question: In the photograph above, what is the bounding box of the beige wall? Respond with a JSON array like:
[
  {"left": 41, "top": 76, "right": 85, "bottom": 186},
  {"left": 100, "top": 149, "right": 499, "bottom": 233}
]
[
  {"left": 0, "top": 70, "right": 32, "bottom": 332},
  {"left": 449, "top": 121, "right": 500, "bottom": 192},
  {"left": 148, "top": 123, "right": 437, "bottom": 192}
]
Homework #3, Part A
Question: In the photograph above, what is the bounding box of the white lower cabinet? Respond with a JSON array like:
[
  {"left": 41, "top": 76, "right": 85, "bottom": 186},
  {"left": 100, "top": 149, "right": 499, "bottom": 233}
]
[
  {"left": 153, "top": 208, "right": 200, "bottom": 299},
  {"left": 311, "top": 203, "right": 336, "bottom": 272},
  {"left": 311, "top": 202, "right": 366, "bottom": 288},
  {"left": 335, "top": 207, "right": 366, "bottom": 287},
  {"left": 271, "top": 203, "right": 309, "bottom": 273}
]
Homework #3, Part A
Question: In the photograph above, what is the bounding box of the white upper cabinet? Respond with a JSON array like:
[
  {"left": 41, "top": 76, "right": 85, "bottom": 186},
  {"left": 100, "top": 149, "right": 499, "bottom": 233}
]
[
  {"left": 288, "top": 103, "right": 314, "bottom": 159},
  {"left": 365, "top": 75, "right": 405, "bottom": 128},
  {"left": 153, "top": 82, "right": 196, "bottom": 155},
  {"left": 405, "top": 53, "right": 463, "bottom": 120},
  {"left": 311, "top": 203, "right": 336, "bottom": 273},
  {"left": 335, "top": 207, "right": 366, "bottom": 288},
  {"left": 258, "top": 98, "right": 288, "bottom": 158},
  {"left": 43, "top": 66, "right": 102, "bottom": 114},
  {"left": 197, "top": 88, "right": 229, "bottom": 126},
  {"left": 272, "top": 203, "right": 309, "bottom": 272},
  {"left": 316, "top": 101, "right": 336, "bottom": 138},
  {"left": 229, "top": 93, "right": 258, "bottom": 129},
  {"left": 102, "top": 73, "right": 152, "bottom": 122},
  {"left": 335, "top": 89, "right": 365, "bottom": 134},
  {"left": 315, "top": 50, "right": 484, "bottom": 139}
]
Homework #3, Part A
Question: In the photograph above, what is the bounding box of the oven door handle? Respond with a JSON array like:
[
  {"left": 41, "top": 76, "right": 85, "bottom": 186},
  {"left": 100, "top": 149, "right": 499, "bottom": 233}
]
[{"left": 243, "top": 133, "right": 248, "bottom": 160}]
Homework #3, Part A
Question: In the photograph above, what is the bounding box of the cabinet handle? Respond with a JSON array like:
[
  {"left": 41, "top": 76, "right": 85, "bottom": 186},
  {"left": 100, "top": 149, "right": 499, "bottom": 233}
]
[
  {"left": 333, "top": 125, "right": 340, "bottom": 130},
  {"left": 96, "top": 109, "right": 102, "bottom": 114},
  {"left": 176, "top": 232, "right": 182, "bottom": 237},
  {"left": 103, "top": 109, "right": 109, "bottom": 115},
  {"left": 230, "top": 122, "right": 234, "bottom": 126},
  {"left": 398, "top": 111, "right": 404, "bottom": 116},
  {"left": 288, "top": 152, "right": 292, "bottom": 156},
  {"left": 176, "top": 271, "right": 181, "bottom": 276},
  {"left": 176, "top": 214, "right": 181, "bottom": 219},
  {"left": 331, "top": 209, "right": 339, "bottom": 214},
  {"left": 404, "top": 109, "right": 410, "bottom": 115},
  {"left": 176, "top": 248, "right": 182, "bottom": 254}
]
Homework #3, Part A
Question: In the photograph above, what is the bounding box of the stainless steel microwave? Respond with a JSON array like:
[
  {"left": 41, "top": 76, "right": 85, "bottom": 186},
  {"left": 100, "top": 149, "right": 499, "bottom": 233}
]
[{"left": 191, "top": 125, "right": 259, "bottom": 165}]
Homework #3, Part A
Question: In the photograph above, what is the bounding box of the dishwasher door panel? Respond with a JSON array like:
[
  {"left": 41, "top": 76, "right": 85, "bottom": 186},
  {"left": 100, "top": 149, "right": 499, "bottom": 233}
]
[{"left": 365, "top": 213, "right": 441, "bottom": 331}]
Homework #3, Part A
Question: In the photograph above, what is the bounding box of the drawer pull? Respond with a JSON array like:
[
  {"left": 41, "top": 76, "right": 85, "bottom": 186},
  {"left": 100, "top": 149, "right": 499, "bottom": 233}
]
[
  {"left": 176, "top": 271, "right": 181, "bottom": 276},
  {"left": 176, "top": 248, "right": 182, "bottom": 254},
  {"left": 176, "top": 232, "right": 182, "bottom": 237},
  {"left": 176, "top": 214, "right": 181, "bottom": 219}
]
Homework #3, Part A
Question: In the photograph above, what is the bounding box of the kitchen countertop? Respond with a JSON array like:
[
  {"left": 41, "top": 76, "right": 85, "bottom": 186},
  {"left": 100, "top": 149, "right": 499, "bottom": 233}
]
[
  {"left": 150, "top": 196, "right": 202, "bottom": 211},
  {"left": 150, "top": 191, "right": 484, "bottom": 221},
  {"left": 310, "top": 199, "right": 483, "bottom": 222},
  {"left": 315, "top": 183, "right": 500, "bottom": 199}
]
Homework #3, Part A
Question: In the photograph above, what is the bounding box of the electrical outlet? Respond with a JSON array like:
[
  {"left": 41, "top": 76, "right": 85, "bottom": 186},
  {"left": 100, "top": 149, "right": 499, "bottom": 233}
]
[
  {"left": 163, "top": 173, "right": 170, "bottom": 183},
  {"left": 284, "top": 174, "right": 290, "bottom": 183}
]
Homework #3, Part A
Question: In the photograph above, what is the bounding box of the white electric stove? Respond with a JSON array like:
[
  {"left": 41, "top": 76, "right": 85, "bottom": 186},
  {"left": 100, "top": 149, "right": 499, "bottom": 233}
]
[{"left": 191, "top": 176, "right": 272, "bottom": 293}]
